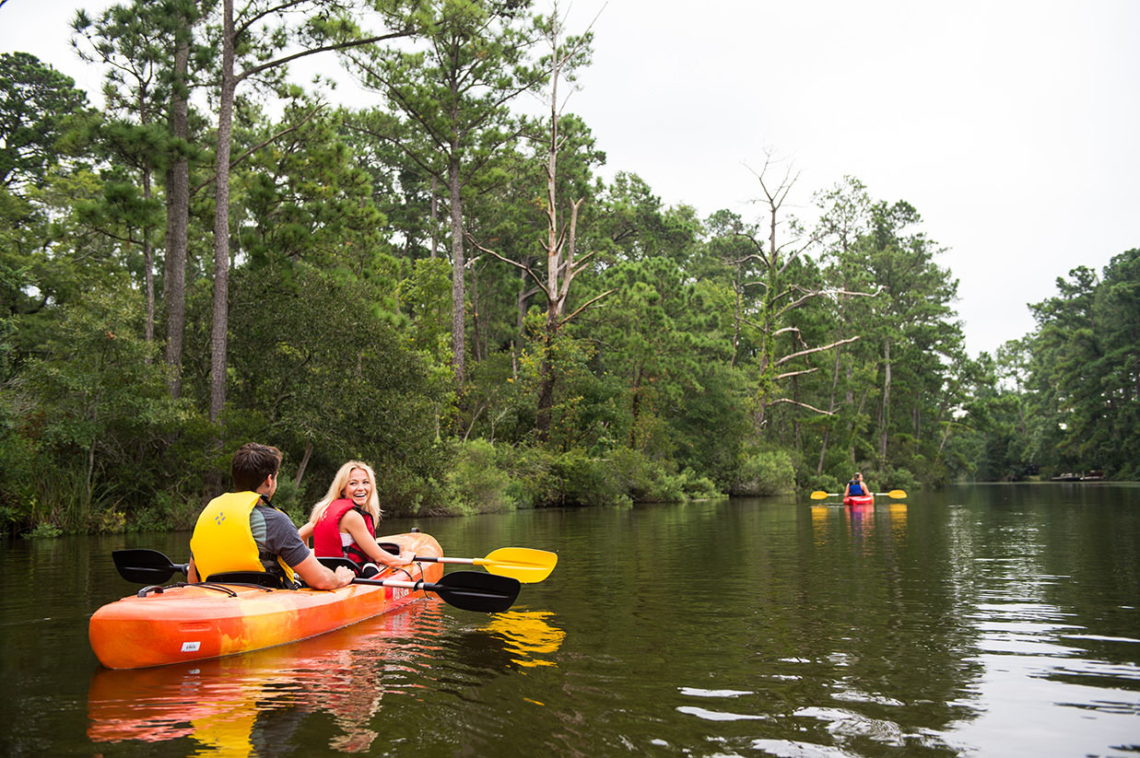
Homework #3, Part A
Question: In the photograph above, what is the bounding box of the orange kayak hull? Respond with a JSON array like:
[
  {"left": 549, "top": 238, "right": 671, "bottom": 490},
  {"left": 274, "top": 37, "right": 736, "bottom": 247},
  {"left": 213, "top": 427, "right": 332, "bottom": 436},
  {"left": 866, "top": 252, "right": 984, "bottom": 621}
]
[{"left": 89, "top": 532, "right": 444, "bottom": 669}]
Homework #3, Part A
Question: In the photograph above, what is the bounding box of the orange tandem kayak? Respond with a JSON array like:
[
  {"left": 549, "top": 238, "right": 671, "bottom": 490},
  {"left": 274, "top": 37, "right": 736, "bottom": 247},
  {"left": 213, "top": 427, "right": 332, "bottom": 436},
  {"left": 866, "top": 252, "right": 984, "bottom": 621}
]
[{"left": 89, "top": 532, "right": 444, "bottom": 670}]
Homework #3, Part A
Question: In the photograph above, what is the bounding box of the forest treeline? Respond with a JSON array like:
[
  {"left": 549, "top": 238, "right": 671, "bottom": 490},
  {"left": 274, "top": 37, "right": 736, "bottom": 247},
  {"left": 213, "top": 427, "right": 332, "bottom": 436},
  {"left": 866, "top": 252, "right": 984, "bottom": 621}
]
[{"left": 1, "top": 1, "right": 1137, "bottom": 536}]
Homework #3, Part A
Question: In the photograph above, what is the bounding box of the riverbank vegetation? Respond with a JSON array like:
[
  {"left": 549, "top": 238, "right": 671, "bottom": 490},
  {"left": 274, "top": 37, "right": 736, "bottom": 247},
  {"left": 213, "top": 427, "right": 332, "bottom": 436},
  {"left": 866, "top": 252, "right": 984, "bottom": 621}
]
[{"left": 2, "top": 1, "right": 1137, "bottom": 535}]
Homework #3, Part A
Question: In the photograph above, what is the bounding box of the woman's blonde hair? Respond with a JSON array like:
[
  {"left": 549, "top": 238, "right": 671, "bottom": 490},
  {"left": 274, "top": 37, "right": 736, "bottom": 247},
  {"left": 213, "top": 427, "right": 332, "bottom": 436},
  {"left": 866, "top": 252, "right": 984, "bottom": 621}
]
[{"left": 309, "top": 460, "right": 382, "bottom": 526}]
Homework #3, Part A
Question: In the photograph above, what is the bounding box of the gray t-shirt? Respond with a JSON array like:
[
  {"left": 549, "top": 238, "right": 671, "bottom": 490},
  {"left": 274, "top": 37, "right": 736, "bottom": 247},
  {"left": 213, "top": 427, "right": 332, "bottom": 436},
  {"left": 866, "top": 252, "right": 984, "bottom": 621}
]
[{"left": 251, "top": 503, "right": 311, "bottom": 568}]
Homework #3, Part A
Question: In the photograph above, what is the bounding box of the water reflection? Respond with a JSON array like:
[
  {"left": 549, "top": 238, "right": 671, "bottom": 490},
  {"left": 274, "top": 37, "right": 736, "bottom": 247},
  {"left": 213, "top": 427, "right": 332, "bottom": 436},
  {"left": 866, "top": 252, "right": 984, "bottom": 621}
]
[
  {"left": 948, "top": 535, "right": 1140, "bottom": 753},
  {"left": 483, "top": 610, "right": 565, "bottom": 669},
  {"left": 845, "top": 501, "right": 875, "bottom": 544},
  {"left": 887, "top": 503, "right": 908, "bottom": 536},
  {"left": 808, "top": 501, "right": 909, "bottom": 540},
  {"left": 6, "top": 487, "right": 1140, "bottom": 756}
]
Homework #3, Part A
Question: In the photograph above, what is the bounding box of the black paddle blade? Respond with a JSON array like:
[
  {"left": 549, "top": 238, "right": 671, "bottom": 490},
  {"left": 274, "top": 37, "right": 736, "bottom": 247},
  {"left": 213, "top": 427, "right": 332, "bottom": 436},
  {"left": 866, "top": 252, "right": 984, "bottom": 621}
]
[
  {"left": 112, "top": 549, "right": 185, "bottom": 584},
  {"left": 433, "top": 570, "right": 520, "bottom": 613}
]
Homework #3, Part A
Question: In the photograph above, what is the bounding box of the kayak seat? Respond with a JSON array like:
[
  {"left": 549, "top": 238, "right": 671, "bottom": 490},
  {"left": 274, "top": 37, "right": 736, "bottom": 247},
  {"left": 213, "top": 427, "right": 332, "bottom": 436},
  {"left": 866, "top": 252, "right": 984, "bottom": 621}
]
[
  {"left": 317, "top": 556, "right": 361, "bottom": 573},
  {"left": 205, "top": 571, "right": 287, "bottom": 588},
  {"left": 315, "top": 544, "right": 398, "bottom": 574}
]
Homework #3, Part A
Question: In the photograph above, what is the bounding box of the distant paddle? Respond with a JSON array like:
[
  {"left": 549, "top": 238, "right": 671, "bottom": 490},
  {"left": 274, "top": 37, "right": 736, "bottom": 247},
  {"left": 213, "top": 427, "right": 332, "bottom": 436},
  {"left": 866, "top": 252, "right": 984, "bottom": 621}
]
[
  {"left": 413, "top": 547, "right": 557, "bottom": 584},
  {"left": 110, "top": 549, "right": 519, "bottom": 613},
  {"left": 810, "top": 489, "right": 908, "bottom": 500}
]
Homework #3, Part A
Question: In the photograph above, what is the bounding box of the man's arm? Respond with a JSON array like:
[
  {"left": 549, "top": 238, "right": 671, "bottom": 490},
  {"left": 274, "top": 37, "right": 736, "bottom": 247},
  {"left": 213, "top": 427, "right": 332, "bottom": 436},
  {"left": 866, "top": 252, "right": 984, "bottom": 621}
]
[{"left": 293, "top": 553, "right": 354, "bottom": 590}]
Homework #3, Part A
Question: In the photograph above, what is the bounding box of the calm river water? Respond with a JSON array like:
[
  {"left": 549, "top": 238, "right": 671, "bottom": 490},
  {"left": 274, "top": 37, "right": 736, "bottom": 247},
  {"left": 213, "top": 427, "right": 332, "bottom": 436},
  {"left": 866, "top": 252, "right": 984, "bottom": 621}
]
[{"left": 1, "top": 483, "right": 1138, "bottom": 757}]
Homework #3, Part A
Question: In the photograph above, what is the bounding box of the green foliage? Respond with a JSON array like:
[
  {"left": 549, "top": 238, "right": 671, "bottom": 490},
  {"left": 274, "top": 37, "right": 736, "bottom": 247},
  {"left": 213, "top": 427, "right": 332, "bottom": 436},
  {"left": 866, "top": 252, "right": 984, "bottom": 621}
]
[
  {"left": 10, "top": 7, "right": 1124, "bottom": 533},
  {"left": 497, "top": 444, "right": 558, "bottom": 509},
  {"left": 551, "top": 448, "right": 628, "bottom": 508},
  {"left": 397, "top": 257, "right": 454, "bottom": 361},
  {"left": 22, "top": 522, "right": 63, "bottom": 539},
  {"left": 993, "top": 249, "right": 1140, "bottom": 479},
  {"left": 801, "top": 473, "right": 841, "bottom": 496},
  {"left": 224, "top": 263, "right": 448, "bottom": 508},
  {"left": 445, "top": 439, "right": 517, "bottom": 515},
  {"left": 3, "top": 287, "right": 196, "bottom": 532},
  {"left": 876, "top": 466, "right": 919, "bottom": 494},
  {"left": 732, "top": 448, "right": 797, "bottom": 496},
  {"left": 605, "top": 447, "right": 723, "bottom": 503},
  {"left": 0, "top": 52, "right": 89, "bottom": 189}
]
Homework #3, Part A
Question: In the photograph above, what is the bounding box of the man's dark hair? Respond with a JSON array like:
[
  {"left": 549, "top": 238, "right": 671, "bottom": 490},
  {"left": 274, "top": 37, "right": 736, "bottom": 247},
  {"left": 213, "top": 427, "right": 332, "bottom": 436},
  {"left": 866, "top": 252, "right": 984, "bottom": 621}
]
[{"left": 231, "top": 442, "right": 282, "bottom": 491}]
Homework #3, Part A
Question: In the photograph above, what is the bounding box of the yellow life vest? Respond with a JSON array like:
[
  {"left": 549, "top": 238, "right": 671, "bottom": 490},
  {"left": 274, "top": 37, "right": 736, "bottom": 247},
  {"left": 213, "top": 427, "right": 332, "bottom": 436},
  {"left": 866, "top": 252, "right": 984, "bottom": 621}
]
[{"left": 189, "top": 491, "right": 296, "bottom": 584}]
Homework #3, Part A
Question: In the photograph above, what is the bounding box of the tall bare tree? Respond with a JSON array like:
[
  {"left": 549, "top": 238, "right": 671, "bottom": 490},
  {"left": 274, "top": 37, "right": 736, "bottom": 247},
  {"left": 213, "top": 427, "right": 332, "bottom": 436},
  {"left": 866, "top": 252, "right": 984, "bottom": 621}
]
[
  {"left": 468, "top": 4, "right": 610, "bottom": 438},
  {"left": 738, "top": 155, "right": 878, "bottom": 431}
]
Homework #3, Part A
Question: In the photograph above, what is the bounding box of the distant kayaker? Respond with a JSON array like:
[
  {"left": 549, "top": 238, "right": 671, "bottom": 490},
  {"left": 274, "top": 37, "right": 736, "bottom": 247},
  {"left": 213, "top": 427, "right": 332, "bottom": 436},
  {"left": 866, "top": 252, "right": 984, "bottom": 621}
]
[
  {"left": 187, "top": 442, "right": 355, "bottom": 590},
  {"left": 844, "top": 472, "right": 871, "bottom": 499},
  {"left": 298, "top": 460, "right": 415, "bottom": 577}
]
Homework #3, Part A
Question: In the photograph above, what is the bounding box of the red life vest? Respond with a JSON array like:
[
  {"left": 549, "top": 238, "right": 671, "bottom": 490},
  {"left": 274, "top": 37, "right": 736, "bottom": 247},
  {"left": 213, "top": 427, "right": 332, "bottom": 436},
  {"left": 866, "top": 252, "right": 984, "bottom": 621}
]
[{"left": 312, "top": 498, "right": 376, "bottom": 568}]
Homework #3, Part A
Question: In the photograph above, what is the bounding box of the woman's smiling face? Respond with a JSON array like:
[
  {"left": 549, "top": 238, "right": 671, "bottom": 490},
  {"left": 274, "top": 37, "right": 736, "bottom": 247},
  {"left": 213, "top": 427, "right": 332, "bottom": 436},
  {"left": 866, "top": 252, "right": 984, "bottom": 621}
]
[{"left": 342, "top": 468, "right": 372, "bottom": 507}]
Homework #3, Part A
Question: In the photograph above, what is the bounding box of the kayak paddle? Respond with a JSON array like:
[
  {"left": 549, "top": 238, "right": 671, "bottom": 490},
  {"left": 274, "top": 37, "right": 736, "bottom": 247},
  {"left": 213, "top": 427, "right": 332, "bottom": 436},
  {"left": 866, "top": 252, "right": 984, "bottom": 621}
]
[
  {"left": 412, "top": 547, "right": 557, "bottom": 584},
  {"left": 809, "top": 489, "right": 908, "bottom": 500},
  {"left": 112, "top": 548, "right": 188, "bottom": 584},
  {"left": 111, "top": 549, "right": 519, "bottom": 613},
  {"left": 354, "top": 571, "right": 519, "bottom": 613}
]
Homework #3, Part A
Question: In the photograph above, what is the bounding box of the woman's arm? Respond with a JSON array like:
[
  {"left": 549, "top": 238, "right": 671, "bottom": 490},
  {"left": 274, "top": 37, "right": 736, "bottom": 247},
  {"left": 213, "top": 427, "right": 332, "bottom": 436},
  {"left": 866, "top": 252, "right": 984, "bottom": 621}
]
[
  {"left": 341, "top": 510, "right": 412, "bottom": 567},
  {"left": 297, "top": 520, "right": 313, "bottom": 545}
]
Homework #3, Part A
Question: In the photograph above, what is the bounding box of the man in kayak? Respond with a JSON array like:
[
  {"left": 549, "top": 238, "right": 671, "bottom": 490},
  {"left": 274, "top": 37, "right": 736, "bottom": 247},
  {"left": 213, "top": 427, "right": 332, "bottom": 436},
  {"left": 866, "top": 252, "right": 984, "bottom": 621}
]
[
  {"left": 187, "top": 442, "right": 354, "bottom": 590},
  {"left": 844, "top": 472, "right": 871, "bottom": 500}
]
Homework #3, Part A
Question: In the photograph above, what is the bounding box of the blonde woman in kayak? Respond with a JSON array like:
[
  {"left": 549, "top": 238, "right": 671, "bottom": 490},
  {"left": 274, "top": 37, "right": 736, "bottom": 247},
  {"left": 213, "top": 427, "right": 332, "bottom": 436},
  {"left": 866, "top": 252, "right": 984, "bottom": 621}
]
[{"left": 299, "top": 461, "right": 413, "bottom": 577}]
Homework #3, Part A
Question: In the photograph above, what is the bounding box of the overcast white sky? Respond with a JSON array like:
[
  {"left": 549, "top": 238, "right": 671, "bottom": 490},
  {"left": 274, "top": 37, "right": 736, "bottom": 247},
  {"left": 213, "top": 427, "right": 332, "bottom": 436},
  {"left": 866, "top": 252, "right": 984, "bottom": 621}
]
[{"left": 3, "top": 0, "right": 1137, "bottom": 357}]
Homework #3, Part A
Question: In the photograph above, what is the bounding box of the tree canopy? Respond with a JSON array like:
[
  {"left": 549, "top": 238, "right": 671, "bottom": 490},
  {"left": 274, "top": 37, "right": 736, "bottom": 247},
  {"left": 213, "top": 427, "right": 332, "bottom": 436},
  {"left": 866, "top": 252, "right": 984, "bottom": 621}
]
[{"left": 0, "top": 2, "right": 1134, "bottom": 536}]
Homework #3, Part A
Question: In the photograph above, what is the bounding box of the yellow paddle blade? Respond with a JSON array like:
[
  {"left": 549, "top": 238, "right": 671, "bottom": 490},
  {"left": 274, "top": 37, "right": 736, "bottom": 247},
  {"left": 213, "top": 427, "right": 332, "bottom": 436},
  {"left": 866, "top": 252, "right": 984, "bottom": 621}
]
[
  {"left": 475, "top": 547, "right": 558, "bottom": 583},
  {"left": 810, "top": 491, "right": 836, "bottom": 500},
  {"left": 886, "top": 489, "right": 907, "bottom": 499}
]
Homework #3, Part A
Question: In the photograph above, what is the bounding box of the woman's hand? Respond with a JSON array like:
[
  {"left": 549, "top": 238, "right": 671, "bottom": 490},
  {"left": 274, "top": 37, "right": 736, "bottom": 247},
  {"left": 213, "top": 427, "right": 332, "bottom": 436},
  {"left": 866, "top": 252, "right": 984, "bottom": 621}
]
[{"left": 385, "top": 550, "right": 415, "bottom": 568}]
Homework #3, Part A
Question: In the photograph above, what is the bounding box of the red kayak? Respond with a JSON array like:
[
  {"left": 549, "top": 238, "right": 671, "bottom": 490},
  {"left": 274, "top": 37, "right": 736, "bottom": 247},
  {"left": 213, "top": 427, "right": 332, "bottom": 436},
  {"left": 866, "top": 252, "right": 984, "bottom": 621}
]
[{"left": 843, "top": 494, "right": 874, "bottom": 506}]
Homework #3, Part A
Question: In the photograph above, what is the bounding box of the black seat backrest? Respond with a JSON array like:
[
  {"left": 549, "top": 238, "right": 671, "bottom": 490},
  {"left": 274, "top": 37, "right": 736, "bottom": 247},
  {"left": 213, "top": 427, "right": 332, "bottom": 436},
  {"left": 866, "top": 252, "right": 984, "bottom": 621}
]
[
  {"left": 205, "top": 571, "right": 285, "bottom": 588},
  {"left": 376, "top": 542, "right": 400, "bottom": 556},
  {"left": 317, "top": 556, "right": 361, "bottom": 573}
]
